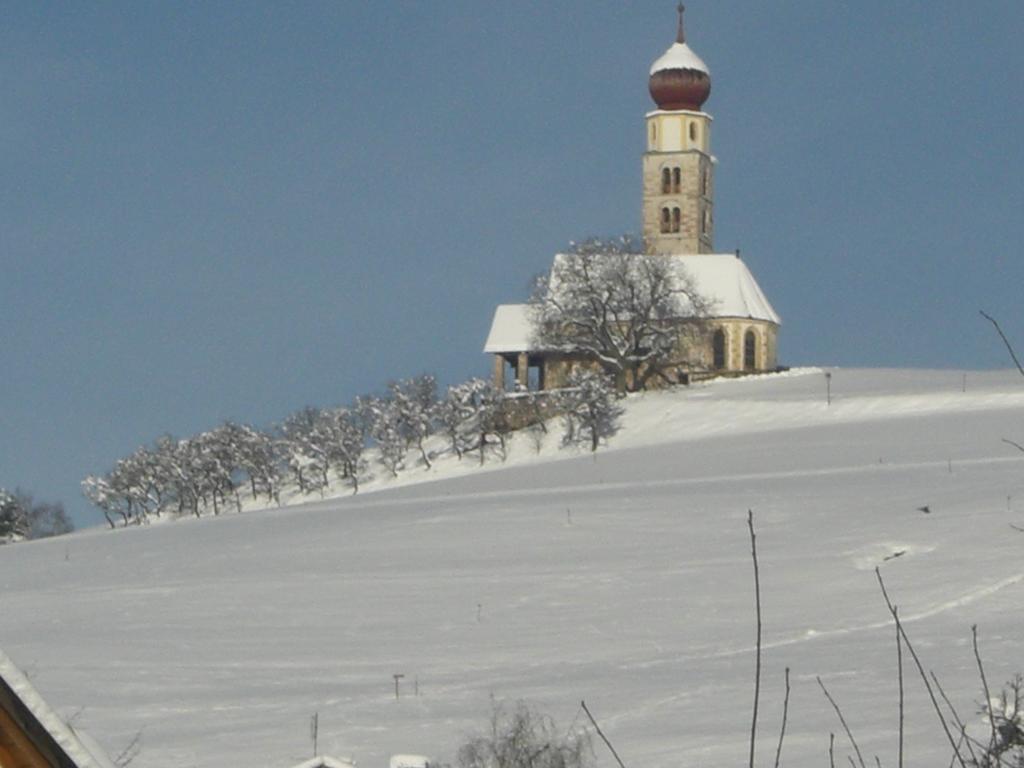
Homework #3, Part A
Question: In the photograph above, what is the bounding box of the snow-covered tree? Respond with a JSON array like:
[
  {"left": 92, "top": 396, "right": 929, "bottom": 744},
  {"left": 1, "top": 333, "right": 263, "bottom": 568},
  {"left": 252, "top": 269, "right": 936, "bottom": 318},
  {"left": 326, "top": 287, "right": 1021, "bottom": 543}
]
[
  {"left": 217, "top": 421, "right": 280, "bottom": 505},
  {"left": 0, "top": 489, "right": 30, "bottom": 543},
  {"left": 361, "top": 396, "right": 407, "bottom": 477},
  {"left": 278, "top": 407, "right": 332, "bottom": 496},
  {"left": 389, "top": 374, "right": 437, "bottom": 469},
  {"left": 530, "top": 235, "right": 714, "bottom": 392},
  {"left": 323, "top": 407, "right": 366, "bottom": 494},
  {"left": 558, "top": 369, "right": 624, "bottom": 452},
  {"left": 436, "top": 382, "right": 476, "bottom": 460},
  {"left": 450, "top": 378, "right": 509, "bottom": 465}
]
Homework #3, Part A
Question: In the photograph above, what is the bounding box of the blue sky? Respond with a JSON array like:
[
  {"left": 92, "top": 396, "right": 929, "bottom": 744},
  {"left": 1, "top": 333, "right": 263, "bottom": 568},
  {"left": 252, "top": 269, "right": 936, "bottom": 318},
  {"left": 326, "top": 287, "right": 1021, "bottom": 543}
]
[{"left": 3, "top": 1, "right": 1024, "bottom": 528}]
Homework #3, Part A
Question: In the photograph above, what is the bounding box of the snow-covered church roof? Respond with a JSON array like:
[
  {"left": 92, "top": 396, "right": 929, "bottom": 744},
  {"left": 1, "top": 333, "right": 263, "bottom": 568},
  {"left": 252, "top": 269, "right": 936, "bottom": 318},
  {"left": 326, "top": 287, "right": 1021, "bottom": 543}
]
[
  {"left": 0, "top": 646, "right": 117, "bottom": 768},
  {"left": 483, "top": 253, "right": 779, "bottom": 354}
]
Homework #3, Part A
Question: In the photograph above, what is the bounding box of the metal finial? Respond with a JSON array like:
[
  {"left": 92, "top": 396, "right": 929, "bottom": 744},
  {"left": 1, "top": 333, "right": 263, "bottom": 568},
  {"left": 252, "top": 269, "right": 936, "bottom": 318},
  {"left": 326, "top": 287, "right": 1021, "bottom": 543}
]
[{"left": 676, "top": 3, "right": 686, "bottom": 44}]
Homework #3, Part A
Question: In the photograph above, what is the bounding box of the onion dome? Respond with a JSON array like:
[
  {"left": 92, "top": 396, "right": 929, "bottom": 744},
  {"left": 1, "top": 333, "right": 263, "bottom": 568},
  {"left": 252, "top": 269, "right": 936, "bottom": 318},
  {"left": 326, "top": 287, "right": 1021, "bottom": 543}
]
[{"left": 648, "top": 4, "right": 711, "bottom": 111}]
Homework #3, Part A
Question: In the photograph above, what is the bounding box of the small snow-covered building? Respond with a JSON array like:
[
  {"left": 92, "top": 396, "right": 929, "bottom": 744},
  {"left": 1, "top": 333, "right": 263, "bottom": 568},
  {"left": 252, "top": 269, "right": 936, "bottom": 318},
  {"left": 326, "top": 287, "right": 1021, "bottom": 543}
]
[
  {"left": 483, "top": 7, "right": 780, "bottom": 390},
  {"left": 0, "top": 647, "right": 115, "bottom": 768}
]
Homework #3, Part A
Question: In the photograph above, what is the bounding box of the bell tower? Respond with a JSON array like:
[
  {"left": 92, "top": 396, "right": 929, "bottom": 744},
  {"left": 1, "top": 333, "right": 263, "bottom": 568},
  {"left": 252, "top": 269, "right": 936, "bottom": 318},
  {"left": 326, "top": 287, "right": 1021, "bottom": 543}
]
[{"left": 642, "top": 5, "right": 714, "bottom": 255}]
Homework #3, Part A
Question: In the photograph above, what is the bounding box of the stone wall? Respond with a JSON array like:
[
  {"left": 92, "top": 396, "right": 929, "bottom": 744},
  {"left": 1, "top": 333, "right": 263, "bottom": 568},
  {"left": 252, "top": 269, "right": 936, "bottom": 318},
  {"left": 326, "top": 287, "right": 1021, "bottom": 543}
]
[
  {"left": 642, "top": 152, "right": 714, "bottom": 255},
  {"left": 517, "top": 318, "right": 779, "bottom": 391}
]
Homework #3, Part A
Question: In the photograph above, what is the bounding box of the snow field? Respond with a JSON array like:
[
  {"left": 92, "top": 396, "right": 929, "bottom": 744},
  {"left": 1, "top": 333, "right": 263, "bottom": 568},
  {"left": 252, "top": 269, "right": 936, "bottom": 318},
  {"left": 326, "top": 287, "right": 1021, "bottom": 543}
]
[{"left": 1, "top": 368, "right": 1023, "bottom": 768}]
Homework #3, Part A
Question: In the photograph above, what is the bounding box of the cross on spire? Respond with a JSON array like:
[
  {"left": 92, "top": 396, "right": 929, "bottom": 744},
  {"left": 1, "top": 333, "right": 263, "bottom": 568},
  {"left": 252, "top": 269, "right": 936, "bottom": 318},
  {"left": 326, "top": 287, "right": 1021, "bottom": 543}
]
[{"left": 676, "top": 3, "right": 686, "bottom": 44}]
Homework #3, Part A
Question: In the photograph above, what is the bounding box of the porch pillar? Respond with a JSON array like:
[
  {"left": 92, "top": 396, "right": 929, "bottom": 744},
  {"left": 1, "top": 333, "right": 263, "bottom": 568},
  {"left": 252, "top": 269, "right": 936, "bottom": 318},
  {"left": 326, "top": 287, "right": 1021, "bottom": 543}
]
[
  {"left": 493, "top": 355, "right": 505, "bottom": 389},
  {"left": 516, "top": 352, "right": 529, "bottom": 388}
]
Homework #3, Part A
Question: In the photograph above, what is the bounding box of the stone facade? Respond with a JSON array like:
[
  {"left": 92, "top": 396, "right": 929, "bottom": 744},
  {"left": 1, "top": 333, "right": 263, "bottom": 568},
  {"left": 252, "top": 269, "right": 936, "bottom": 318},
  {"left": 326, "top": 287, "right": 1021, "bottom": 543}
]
[{"left": 515, "top": 317, "right": 778, "bottom": 391}]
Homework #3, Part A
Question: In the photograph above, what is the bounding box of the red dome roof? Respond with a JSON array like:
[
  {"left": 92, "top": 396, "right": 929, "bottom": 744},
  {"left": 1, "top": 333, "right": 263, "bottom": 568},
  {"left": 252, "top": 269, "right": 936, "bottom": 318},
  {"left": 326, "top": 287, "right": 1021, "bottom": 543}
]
[{"left": 648, "top": 5, "right": 711, "bottom": 111}]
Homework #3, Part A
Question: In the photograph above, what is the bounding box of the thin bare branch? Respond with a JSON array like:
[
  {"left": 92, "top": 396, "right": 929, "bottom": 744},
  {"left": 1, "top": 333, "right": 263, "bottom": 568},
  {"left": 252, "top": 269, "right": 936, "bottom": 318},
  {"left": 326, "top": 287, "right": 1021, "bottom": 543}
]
[
  {"left": 817, "top": 676, "right": 867, "bottom": 768},
  {"left": 930, "top": 672, "right": 980, "bottom": 766},
  {"left": 875, "top": 568, "right": 968, "bottom": 768},
  {"left": 1002, "top": 438, "right": 1024, "bottom": 454},
  {"left": 829, "top": 733, "right": 837, "bottom": 768},
  {"left": 114, "top": 729, "right": 143, "bottom": 768},
  {"left": 580, "top": 700, "right": 627, "bottom": 768},
  {"left": 773, "top": 667, "right": 791, "bottom": 768},
  {"left": 973, "top": 625, "right": 1001, "bottom": 762},
  {"left": 948, "top": 732, "right": 966, "bottom": 768},
  {"left": 980, "top": 310, "right": 1024, "bottom": 377},
  {"left": 896, "top": 606, "right": 904, "bottom": 768},
  {"left": 748, "top": 510, "right": 762, "bottom": 768}
]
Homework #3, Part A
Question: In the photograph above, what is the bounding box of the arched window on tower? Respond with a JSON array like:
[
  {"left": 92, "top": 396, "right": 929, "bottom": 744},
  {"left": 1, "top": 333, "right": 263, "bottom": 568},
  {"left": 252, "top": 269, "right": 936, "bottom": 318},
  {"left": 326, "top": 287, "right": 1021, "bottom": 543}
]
[
  {"left": 744, "top": 330, "right": 757, "bottom": 371},
  {"left": 660, "top": 207, "right": 671, "bottom": 234},
  {"left": 689, "top": 122, "right": 698, "bottom": 143},
  {"left": 671, "top": 207, "right": 681, "bottom": 233},
  {"left": 701, "top": 167, "right": 709, "bottom": 196},
  {"left": 661, "top": 168, "right": 672, "bottom": 195},
  {"left": 713, "top": 329, "right": 726, "bottom": 370},
  {"left": 672, "top": 167, "right": 681, "bottom": 193}
]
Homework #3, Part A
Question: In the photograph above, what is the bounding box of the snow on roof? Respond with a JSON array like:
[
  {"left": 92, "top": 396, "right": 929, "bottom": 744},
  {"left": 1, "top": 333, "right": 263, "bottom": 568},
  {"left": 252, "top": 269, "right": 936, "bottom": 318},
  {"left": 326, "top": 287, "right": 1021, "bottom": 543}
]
[
  {"left": 0, "top": 646, "right": 116, "bottom": 768},
  {"left": 482, "top": 253, "right": 779, "bottom": 354},
  {"left": 649, "top": 42, "right": 709, "bottom": 76},
  {"left": 390, "top": 754, "right": 430, "bottom": 768},
  {"left": 291, "top": 756, "right": 357, "bottom": 768},
  {"left": 665, "top": 253, "right": 780, "bottom": 324},
  {"left": 483, "top": 303, "right": 534, "bottom": 354}
]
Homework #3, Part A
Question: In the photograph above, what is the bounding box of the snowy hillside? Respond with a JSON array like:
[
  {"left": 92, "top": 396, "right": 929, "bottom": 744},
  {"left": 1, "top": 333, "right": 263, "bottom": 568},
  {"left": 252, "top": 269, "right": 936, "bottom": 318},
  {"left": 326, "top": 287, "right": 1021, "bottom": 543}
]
[{"left": 2, "top": 368, "right": 1023, "bottom": 768}]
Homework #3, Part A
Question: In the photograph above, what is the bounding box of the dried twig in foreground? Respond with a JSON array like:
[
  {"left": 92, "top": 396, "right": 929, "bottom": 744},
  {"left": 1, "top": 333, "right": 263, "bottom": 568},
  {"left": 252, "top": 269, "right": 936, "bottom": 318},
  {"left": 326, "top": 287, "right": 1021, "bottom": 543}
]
[
  {"left": 972, "top": 625, "right": 1000, "bottom": 760},
  {"left": 896, "top": 606, "right": 904, "bottom": 768},
  {"left": 580, "top": 700, "right": 627, "bottom": 768},
  {"left": 748, "top": 510, "right": 762, "bottom": 768},
  {"left": 773, "top": 667, "right": 791, "bottom": 768},
  {"left": 817, "top": 676, "right": 867, "bottom": 768},
  {"left": 981, "top": 310, "right": 1024, "bottom": 377},
  {"left": 875, "top": 568, "right": 968, "bottom": 768}
]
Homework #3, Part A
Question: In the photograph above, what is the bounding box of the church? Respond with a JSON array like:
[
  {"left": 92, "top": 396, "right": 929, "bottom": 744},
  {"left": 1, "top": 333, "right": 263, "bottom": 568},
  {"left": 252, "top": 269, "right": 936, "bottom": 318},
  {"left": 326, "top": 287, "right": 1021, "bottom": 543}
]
[{"left": 483, "top": 7, "right": 780, "bottom": 391}]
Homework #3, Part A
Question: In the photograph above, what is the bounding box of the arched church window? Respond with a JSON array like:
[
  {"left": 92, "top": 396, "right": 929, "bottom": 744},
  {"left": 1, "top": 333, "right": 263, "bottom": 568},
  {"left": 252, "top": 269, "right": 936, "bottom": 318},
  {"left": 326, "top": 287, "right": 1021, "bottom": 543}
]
[
  {"left": 744, "top": 330, "right": 757, "bottom": 371},
  {"left": 672, "top": 167, "right": 681, "bottom": 193},
  {"left": 650, "top": 123, "right": 657, "bottom": 145},
  {"left": 689, "top": 122, "right": 698, "bottom": 142},
  {"left": 701, "top": 167, "right": 709, "bottom": 196},
  {"left": 713, "top": 329, "right": 726, "bottom": 370},
  {"left": 661, "top": 207, "right": 671, "bottom": 234},
  {"left": 661, "top": 168, "right": 672, "bottom": 194},
  {"left": 671, "top": 207, "right": 681, "bottom": 233}
]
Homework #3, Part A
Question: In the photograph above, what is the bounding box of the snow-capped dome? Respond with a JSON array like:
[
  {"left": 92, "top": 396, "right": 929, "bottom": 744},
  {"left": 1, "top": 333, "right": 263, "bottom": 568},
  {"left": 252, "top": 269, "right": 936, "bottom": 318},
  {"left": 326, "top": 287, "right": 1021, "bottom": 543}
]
[
  {"left": 648, "top": 5, "right": 712, "bottom": 111},
  {"left": 649, "top": 42, "right": 709, "bottom": 77}
]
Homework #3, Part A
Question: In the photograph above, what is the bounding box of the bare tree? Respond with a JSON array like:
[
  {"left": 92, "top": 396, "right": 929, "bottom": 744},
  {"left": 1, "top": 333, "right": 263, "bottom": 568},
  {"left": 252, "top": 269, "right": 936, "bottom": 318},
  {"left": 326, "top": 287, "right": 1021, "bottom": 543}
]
[
  {"left": 558, "top": 370, "right": 624, "bottom": 452},
  {"left": 530, "top": 236, "right": 714, "bottom": 392},
  {"left": 457, "top": 701, "right": 591, "bottom": 768}
]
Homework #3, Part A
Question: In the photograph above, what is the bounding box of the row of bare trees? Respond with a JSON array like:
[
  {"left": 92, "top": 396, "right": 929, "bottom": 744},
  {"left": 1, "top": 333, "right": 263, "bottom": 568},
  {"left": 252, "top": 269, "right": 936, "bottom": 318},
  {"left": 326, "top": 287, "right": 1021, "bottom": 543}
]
[{"left": 81, "top": 371, "right": 625, "bottom": 527}]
